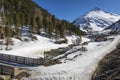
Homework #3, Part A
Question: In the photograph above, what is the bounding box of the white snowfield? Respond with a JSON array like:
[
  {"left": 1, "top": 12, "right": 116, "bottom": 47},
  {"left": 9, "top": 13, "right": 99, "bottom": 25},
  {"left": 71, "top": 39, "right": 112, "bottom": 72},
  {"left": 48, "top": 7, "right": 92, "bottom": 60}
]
[
  {"left": 0, "top": 35, "right": 78, "bottom": 58},
  {"left": 22, "top": 35, "right": 120, "bottom": 80}
]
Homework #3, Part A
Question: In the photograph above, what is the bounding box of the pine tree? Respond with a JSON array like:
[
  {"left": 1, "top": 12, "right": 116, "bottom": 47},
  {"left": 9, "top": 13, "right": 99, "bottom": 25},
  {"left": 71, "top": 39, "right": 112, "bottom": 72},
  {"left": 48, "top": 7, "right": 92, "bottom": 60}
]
[
  {"left": 29, "top": 16, "right": 34, "bottom": 32},
  {"left": 57, "top": 23, "right": 65, "bottom": 38},
  {"left": 15, "top": 14, "right": 21, "bottom": 36},
  {"left": 48, "top": 22, "right": 53, "bottom": 38},
  {"left": 5, "top": 21, "right": 13, "bottom": 50},
  {"left": 1, "top": 0, "right": 83, "bottom": 39},
  {"left": 36, "top": 16, "right": 41, "bottom": 34}
]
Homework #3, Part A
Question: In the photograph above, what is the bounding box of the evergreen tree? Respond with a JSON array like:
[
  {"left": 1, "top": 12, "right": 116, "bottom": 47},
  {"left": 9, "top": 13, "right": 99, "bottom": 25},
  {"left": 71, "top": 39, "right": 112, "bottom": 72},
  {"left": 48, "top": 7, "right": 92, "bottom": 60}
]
[
  {"left": 1, "top": 0, "right": 83, "bottom": 39},
  {"left": 58, "top": 24, "right": 65, "bottom": 38},
  {"left": 36, "top": 16, "right": 41, "bottom": 34}
]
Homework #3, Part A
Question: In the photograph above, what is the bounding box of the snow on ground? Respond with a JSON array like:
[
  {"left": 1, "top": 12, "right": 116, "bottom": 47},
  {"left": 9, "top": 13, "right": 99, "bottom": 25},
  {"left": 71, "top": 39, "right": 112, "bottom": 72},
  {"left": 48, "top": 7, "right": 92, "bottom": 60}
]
[
  {"left": 89, "top": 22, "right": 103, "bottom": 31},
  {"left": 0, "top": 35, "right": 78, "bottom": 58},
  {"left": 53, "top": 36, "right": 90, "bottom": 61},
  {"left": 81, "top": 36, "right": 90, "bottom": 43},
  {"left": 59, "top": 41, "right": 110, "bottom": 63},
  {"left": 66, "top": 35, "right": 80, "bottom": 44},
  {"left": 22, "top": 35, "right": 120, "bottom": 80}
]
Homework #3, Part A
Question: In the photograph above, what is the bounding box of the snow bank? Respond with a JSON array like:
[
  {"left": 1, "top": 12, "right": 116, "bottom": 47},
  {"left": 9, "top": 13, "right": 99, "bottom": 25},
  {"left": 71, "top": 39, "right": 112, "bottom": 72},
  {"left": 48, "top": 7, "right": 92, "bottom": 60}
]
[{"left": 81, "top": 36, "right": 90, "bottom": 43}]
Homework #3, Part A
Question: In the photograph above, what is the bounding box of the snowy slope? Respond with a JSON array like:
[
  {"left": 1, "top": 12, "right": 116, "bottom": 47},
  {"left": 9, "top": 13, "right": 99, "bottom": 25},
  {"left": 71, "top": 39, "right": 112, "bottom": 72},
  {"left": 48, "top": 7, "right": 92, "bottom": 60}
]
[
  {"left": 105, "top": 19, "right": 120, "bottom": 34},
  {"left": 0, "top": 35, "right": 79, "bottom": 58},
  {"left": 22, "top": 35, "right": 120, "bottom": 80},
  {"left": 73, "top": 7, "right": 120, "bottom": 32}
]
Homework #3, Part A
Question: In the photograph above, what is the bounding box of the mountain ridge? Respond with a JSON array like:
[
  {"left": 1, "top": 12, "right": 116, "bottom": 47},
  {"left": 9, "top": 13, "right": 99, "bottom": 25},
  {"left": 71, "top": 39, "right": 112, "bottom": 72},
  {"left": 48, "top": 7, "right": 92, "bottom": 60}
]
[
  {"left": 73, "top": 7, "right": 120, "bottom": 33},
  {"left": 104, "top": 19, "right": 120, "bottom": 34}
]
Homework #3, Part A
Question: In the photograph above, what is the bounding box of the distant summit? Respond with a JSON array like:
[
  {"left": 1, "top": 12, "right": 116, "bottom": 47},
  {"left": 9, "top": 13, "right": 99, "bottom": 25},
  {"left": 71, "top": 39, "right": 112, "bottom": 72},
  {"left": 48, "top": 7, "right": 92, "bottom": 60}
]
[
  {"left": 91, "top": 7, "right": 101, "bottom": 11},
  {"left": 73, "top": 7, "right": 120, "bottom": 33}
]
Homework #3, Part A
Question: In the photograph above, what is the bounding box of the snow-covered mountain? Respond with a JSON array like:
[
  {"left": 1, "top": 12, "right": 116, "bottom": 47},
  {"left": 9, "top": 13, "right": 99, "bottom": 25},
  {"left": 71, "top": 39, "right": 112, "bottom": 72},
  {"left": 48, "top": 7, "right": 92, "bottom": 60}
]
[
  {"left": 105, "top": 20, "right": 120, "bottom": 34},
  {"left": 73, "top": 7, "right": 120, "bottom": 32}
]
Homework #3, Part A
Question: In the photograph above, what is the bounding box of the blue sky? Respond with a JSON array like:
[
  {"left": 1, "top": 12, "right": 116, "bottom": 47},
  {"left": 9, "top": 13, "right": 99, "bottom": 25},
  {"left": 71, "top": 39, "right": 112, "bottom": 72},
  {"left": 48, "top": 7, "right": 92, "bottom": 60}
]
[{"left": 33, "top": 0, "right": 120, "bottom": 22}]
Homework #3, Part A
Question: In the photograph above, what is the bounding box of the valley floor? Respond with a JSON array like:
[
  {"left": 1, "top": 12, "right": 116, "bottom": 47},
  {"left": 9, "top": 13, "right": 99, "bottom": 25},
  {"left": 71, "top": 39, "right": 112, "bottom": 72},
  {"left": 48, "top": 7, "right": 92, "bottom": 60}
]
[{"left": 22, "top": 35, "right": 120, "bottom": 80}]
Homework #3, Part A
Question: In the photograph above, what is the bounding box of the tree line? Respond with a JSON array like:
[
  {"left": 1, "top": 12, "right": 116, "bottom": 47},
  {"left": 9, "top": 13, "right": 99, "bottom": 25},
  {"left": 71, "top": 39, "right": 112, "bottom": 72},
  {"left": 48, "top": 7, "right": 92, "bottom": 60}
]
[{"left": 0, "top": 0, "right": 84, "bottom": 38}]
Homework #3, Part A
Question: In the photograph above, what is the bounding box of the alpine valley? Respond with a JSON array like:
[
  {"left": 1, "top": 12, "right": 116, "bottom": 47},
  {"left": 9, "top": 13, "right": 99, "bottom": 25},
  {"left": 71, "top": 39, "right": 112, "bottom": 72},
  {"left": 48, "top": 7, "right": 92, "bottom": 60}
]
[{"left": 0, "top": 0, "right": 120, "bottom": 80}]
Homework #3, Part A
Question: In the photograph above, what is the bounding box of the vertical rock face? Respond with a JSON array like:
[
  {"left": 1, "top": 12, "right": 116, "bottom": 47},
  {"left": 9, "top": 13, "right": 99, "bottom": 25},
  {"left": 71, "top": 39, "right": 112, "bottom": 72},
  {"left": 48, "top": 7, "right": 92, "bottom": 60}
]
[{"left": 73, "top": 7, "right": 120, "bottom": 32}]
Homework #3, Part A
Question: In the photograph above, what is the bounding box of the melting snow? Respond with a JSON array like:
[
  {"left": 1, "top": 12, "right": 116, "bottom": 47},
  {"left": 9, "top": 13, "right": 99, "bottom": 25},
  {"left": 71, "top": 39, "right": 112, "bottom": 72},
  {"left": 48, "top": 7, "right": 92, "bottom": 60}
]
[
  {"left": 0, "top": 35, "right": 78, "bottom": 58},
  {"left": 22, "top": 35, "right": 120, "bottom": 80}
]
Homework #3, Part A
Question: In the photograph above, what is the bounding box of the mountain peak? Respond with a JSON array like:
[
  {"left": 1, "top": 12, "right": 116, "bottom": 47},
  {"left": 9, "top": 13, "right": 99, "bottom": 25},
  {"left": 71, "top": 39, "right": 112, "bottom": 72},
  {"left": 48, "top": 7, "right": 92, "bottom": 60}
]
[
  {"left": 73, "top": 8, "right": 120, "bottom": 32},
  {"left": 91, "top": 7, "right": 102, "bottom": 11}
]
